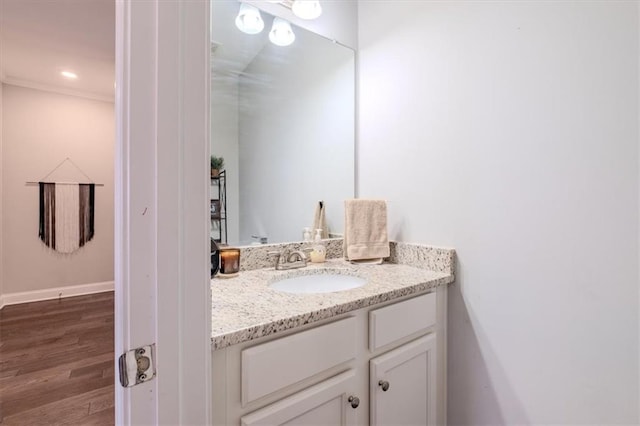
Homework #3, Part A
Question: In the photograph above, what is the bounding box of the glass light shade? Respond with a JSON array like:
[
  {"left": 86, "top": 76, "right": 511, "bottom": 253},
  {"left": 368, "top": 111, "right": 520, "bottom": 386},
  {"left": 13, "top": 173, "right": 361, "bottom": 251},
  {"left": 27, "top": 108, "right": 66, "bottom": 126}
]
[
  {"left": 269, "top": 18, "right": 295, "bottom": 46},
  {"left": 235, "top": 3, "right": 264, "bottom": 35},
  {"left": 291, "top": 0, "right": 322, "bottom": 20}
]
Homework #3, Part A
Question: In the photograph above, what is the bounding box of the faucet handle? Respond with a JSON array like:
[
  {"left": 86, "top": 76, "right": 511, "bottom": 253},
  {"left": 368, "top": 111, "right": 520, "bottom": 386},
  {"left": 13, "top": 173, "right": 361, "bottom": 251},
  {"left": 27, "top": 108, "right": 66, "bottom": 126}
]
[{"left": 267, "top": 250, "right": 282, "bottom": 269}]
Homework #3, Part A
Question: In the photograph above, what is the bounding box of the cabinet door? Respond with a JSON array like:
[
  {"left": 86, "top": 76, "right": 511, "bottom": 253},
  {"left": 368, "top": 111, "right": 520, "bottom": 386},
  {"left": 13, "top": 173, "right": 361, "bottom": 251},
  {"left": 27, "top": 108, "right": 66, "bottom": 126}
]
[
  {"left": 370, "top": 334, "right": 437, "bottom": 426},
  {"left": 240, "top": 370, "right": 358, "bottom": 426}
]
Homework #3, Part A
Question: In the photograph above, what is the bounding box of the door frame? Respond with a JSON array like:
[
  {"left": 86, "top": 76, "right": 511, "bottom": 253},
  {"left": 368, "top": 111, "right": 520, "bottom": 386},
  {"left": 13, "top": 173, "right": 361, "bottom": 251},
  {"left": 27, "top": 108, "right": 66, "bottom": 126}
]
[{"left": 114, "top": 1, "right": 211, "bottom": 424}]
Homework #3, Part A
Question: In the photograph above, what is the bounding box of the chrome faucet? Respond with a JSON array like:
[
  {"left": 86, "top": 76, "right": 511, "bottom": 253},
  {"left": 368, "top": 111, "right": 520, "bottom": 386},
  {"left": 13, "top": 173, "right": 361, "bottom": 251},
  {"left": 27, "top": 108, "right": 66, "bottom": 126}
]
[{"left": 268, "top": 248, "right": 308, "bottom": 270}]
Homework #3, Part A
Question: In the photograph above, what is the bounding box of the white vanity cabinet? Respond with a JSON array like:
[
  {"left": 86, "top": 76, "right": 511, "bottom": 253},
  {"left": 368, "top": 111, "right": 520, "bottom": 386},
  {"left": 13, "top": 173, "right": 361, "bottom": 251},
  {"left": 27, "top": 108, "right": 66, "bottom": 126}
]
[
  {"left": 368, "top": 292, "right": 439, "bottom": 426},
  {"left": 212, "top": 286, "right": 447, "bottom": 426},
  {"left": 370, "top": 334, "right": 437, "bottom": 426}
]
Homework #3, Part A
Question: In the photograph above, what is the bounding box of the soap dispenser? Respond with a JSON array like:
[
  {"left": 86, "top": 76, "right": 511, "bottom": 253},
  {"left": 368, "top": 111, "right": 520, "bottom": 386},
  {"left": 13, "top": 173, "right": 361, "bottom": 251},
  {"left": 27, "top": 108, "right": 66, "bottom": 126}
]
[
  {"left": 309, "top": 229, "right": 326, "bottom": 263},
  {"left": 303, "top": 227, "right": 312, "bottom": 242}
]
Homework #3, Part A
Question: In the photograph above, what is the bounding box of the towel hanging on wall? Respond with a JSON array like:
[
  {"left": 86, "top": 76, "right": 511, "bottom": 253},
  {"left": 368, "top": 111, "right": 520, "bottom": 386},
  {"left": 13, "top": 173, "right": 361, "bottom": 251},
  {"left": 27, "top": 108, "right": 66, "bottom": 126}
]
[
  {"left": 312, "top": 200, "right": 328, "bottom": 238},
  {"left": 38, "top": 182, "right": 95, "bottom": 254},
  {"left": 343, "top": 199, "right": 390, "bottom": 263}
]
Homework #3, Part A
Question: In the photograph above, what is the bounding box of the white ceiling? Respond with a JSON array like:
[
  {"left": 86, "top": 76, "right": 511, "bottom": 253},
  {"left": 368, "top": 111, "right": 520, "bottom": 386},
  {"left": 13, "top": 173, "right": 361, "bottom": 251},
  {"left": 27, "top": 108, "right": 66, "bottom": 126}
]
[
  {"left": 0, "top": 0, "right": 115, "bottom": 101},
  {"left": 210, "top": 0, "right": 273, "bottom": 78}
]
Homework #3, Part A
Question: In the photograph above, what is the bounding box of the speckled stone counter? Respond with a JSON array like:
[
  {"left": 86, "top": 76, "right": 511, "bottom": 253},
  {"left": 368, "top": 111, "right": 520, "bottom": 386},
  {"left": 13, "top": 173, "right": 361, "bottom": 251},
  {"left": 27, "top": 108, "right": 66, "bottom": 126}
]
[{"left": 211, "top": 242, "right": 455, "bottom": 350}]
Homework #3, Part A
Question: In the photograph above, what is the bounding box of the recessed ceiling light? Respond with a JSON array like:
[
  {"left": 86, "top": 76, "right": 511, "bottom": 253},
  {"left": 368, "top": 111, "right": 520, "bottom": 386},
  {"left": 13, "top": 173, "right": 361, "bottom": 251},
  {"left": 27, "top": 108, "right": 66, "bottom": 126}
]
[{"left": 61, "top": 71, "right": 78, "bottom": 79}]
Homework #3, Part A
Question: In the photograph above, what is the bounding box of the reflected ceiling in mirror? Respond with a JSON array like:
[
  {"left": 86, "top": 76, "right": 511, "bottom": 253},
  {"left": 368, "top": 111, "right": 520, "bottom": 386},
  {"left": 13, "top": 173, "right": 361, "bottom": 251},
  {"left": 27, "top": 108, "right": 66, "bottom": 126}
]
[{"left": 211, "top": 0, "right": 355, "bottom": 247}]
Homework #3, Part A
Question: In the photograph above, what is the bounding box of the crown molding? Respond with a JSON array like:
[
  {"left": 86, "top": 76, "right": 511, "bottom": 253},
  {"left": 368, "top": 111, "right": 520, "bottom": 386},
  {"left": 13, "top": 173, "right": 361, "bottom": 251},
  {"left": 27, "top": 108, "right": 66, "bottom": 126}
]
[{"left": 1, "top": 76, "right": 114, "bottom": 103}]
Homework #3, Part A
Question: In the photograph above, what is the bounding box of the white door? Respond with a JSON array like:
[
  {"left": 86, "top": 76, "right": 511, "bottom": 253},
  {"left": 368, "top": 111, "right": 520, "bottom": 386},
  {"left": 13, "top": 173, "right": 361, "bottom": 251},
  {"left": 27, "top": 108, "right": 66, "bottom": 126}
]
[
  {"left": 114, "top": 0, "right": 211, "bottom": 424},
  {"left": 370, "top": 334, "right": 437, "bottom": 426},
  {"left": 241, "top": 371, "right": 359, "bottom": 426}
]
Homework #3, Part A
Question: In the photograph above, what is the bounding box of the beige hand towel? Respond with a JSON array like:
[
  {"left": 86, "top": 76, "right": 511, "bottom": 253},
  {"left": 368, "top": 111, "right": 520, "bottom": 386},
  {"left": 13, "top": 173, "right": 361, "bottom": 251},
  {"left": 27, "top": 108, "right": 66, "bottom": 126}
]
[
  {"left": 312, "top": 200, "right": 328, "bottom": 238},
  {"left": 343, "top": 199, "right": 390, "bottom": 261}
]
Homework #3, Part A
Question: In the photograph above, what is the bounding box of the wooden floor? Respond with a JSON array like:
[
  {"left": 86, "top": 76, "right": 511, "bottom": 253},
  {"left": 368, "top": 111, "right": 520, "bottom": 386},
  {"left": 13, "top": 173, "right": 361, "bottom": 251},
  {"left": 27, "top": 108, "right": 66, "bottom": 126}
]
[{"left": 0, "top": 292, "right": 114, "bottom": 425}]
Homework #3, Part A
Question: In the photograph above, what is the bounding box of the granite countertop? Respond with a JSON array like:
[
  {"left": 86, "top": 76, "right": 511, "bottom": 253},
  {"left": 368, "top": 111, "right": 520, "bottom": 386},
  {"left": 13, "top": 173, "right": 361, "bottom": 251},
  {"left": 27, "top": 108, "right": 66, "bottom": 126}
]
[{"left": 211, "top": 242, "right": 455, "bottom": 350}]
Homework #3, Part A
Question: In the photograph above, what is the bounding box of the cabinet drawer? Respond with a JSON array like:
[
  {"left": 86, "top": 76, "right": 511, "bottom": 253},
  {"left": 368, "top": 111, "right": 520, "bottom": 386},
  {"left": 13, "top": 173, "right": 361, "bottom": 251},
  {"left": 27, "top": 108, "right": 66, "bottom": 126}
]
[
  {"left": 369, "top": 292, "right": 436, "bottom": 351},
  {"left": 241, "top": 370, "right": 357, "bottom": 426},
  {"left": 242, "top": 317, "right": 357, "bottom": 405}
]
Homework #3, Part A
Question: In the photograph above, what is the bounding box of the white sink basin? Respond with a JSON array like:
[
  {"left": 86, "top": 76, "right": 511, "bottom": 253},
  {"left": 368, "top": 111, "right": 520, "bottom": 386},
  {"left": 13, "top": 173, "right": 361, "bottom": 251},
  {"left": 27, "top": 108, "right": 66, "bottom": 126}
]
[{"left": 269, "top": 273, "right": 366, "bottom": 294}]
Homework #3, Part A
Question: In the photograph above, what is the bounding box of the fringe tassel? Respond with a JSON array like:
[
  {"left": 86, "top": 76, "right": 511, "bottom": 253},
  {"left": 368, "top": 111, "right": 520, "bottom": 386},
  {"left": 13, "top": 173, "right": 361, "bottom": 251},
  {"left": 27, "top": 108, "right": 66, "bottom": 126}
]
[{"left": 39, "top": 183, "right": 95, "bottom": 253}]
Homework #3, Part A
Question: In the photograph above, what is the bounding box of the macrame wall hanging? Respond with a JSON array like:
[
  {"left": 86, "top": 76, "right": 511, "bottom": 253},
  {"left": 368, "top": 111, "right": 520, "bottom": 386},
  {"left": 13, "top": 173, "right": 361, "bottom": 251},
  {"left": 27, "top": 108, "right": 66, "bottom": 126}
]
[{"left": 27, "top": 158, "right": 103, "bottom": 254}]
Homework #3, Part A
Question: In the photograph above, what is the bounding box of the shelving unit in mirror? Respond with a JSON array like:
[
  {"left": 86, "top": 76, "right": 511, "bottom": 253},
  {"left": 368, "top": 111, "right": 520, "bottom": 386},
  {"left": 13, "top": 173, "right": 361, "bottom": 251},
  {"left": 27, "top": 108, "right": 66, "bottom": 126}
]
[{"left": 211, "top": 170, "right": 227, "bottom": 244}]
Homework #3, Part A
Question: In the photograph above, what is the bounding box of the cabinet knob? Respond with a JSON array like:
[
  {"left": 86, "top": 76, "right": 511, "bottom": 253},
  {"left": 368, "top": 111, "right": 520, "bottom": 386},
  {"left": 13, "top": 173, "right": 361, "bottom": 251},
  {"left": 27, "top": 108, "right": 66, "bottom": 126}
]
[
  {"left": 348, "top": 395, "right": 360, "bottom": 409},
  {"left": 378, "top": 380, "right": 390, "bottom": 392}
]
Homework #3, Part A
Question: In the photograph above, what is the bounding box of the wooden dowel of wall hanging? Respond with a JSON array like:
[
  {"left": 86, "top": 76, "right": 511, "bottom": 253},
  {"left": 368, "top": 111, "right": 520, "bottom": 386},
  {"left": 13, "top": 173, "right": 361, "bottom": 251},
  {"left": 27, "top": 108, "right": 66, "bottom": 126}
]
[{"left": 25, "top": 181, "right": 105, "bottom": 187}]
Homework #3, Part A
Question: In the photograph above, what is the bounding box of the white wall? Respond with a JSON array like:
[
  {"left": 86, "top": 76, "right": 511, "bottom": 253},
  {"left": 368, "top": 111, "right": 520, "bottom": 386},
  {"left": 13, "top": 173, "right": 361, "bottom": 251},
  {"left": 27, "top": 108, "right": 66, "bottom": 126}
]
[
  {"left": 239, "top": 31, "right": 354, "bottom": 244},
  {"left": 358, "top": 1, "right": 639, "bottom": 424},
  {"left": 2, "top": 84, "right": 114, "bottom": 296},
  {"left": 211, "top": 76, "right": 240, "bottom": 245}
]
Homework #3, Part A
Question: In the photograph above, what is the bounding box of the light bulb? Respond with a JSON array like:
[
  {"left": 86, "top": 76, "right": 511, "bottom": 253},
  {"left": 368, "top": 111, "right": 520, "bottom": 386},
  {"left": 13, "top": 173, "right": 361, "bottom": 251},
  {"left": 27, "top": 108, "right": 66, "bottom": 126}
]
[
  {"left": 269, "top": 18, "right": 295, "bottom": 47},
  {"left": 291, "top": 0, "right": 322, "bottom": 20},
  {"left": 235, "top": 3, "right": 264, "bottom": 35}
]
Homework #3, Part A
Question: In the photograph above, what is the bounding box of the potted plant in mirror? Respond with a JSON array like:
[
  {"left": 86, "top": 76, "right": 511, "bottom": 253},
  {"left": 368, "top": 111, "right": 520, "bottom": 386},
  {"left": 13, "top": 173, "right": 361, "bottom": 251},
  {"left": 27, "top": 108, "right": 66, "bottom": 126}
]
[{"left": 211, "top": 155, "right": 224, "bottom": 178}]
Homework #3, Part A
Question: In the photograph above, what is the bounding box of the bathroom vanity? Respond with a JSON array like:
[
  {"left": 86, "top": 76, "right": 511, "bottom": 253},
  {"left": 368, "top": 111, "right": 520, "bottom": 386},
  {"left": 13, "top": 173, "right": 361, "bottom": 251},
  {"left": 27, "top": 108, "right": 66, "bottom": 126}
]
[
  {"left": 211, "top": 241, "right": 455, "bottom": 425},
  {"left": 209, "top": 8, "right": 453, "bottom": 422}
]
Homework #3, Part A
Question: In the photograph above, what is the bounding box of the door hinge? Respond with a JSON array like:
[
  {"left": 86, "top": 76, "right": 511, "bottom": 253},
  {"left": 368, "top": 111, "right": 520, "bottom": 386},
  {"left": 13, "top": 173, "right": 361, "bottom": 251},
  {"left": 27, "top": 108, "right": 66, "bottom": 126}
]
[{"left": 118, "top": 344, "right": 156, "bottom": 387}]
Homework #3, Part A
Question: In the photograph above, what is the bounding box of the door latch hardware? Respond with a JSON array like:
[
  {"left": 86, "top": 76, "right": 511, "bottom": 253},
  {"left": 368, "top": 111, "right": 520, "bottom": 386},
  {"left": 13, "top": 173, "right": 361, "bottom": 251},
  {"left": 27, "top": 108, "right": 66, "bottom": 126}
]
[{"left": 119, "top": 344, "right": 156, "bottom": 387}]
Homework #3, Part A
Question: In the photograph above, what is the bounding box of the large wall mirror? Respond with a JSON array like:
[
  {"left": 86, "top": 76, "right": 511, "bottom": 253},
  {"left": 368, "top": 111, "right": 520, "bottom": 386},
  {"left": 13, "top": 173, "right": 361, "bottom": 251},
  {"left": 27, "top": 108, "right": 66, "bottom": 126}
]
[{"left": 210, "top": 0, "right": 355, "bottom": 246}]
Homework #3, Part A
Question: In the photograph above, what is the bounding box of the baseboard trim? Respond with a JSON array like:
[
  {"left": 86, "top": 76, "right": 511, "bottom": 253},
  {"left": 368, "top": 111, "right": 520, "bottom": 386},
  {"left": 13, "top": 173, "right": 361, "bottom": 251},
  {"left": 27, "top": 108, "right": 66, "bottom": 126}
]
[{"left": 0, "top": 281, "right": 114, "bottom": 309}]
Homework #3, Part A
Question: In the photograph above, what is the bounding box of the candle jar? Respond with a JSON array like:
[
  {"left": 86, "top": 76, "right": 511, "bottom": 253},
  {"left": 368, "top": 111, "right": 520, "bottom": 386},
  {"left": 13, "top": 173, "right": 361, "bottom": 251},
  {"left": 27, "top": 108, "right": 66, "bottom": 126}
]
[{"left": 219, "top": 248, "right": 241, "bottom": 276}]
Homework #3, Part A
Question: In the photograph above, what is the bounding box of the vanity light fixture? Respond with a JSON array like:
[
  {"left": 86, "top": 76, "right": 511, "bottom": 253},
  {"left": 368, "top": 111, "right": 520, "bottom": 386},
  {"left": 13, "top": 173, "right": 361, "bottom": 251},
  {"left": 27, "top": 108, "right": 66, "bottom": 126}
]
[
  {"left": 269, "top": 18, "right": 295, "bottom": 46},
  {"left": 235, "top": 3, "right": 265, "bottom": 35},
  {"left": 291, "top": 0, "right": 322, "bottom": 20},
  {"left": 61, "top": 70, "right": 78, "bottom": 79}
]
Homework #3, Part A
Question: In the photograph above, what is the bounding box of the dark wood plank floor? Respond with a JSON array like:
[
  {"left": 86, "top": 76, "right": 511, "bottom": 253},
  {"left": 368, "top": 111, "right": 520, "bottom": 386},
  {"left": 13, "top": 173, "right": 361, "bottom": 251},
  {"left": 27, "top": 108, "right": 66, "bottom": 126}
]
[{"left": 0, "top": 292, "right": 114, "bottom": 425}]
